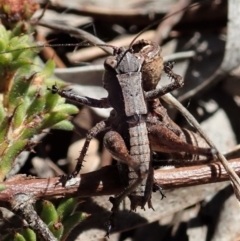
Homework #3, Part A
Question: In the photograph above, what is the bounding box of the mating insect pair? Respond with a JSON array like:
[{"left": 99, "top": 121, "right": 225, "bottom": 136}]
[{"left": 49, "top": 39, "right": 216, "bottom": 236}]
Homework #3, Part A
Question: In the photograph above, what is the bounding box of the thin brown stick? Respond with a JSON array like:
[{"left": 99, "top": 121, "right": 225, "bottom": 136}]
[
  {"left": 11, "top": 193, "right": 58, "bottom": 241},
  {"left": 162, "top": 92, "right": 240, "bottom": 200},
  {"left": 0, "top": 158, "right": 239, "bottom": 202}
]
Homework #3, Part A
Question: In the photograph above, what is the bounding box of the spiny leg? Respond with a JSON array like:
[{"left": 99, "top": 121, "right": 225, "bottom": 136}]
[
  {"left": 48, "top": 84, "right": 112, "bottom": 184},
  {"left": 145, "top": 62, "right": 183, "bottom": 100},
  {"left": 163, "top": 61, "right": 181, "bottom": 80},
  {"left": 104, "top": 131, "right": 148, "bottom": 236},
  {"left": 104, "top": 131, "right": 148, "bottom": 204},
  {"left": 48, "top": 85, "right": 111, "bottom": 108},
  {"left": 72, "top": 121, "right": 110, "bottom": 177},
  {"left": 59, "top": 120, "right": 110, "bottom": 186}
]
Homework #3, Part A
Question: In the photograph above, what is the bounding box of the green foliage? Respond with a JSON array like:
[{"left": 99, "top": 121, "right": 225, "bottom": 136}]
[
  {"left": 3, "top": 198, "right": 88, "bottom": 241},
  {"left": 0, "top": 25, "right": 78, "bottom": 180},
  {"left": 1, "top": 198, "right": 89, "bottom": 241},
  {"left": 44, "top": 199, "right": 88, "bottom": 241}
]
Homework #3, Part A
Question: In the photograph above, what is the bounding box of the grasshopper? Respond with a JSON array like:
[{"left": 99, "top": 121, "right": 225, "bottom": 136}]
[
  {"left": 0, "top": 0, "right": 234, "bottom": 239},
  {"left": 49, "top": 39, "right": 215, "bottom": 235}
]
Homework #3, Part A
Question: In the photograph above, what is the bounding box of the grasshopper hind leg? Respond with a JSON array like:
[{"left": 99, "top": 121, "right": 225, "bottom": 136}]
[
  {"left": 104, "top": 131, "right": 149, "bottom": 236},
  {"left": 148, "top": 124, "right": 216, "bottom": 156}
]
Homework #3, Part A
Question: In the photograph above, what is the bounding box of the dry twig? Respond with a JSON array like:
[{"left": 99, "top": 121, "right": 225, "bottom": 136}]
[{"left": 1, "top": 159, "right": 240, "bottom": 202}]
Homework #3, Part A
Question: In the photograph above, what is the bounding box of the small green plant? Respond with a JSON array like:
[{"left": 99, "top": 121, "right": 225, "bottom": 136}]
[
  {"left": 2, "top": 198, "right": 88, "bottom": 241},
  {"left": 0, "top": 24, "right": 84, "bottom": 240},
  {"left": 0, "top": 24, "right": 78, "bottom": 181}
]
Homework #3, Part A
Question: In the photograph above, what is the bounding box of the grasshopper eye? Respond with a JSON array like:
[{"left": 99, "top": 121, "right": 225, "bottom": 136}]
[{"left": 104, "top": 56, "right": 118, "bottom": 69}]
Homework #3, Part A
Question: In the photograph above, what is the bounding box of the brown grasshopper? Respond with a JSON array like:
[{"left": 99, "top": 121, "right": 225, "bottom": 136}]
[{"left": 49, "top": 39, "right": 215, "bottom": 235}]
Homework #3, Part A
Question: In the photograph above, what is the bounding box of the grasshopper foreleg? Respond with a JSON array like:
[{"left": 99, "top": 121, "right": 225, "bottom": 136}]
[
  {"left": 145, "top": 62, "right": 183, "bottom": 100},
  {"left": 49, "top": 85, "right": 112, "bottom": 182},
  {"left": 49, "top": 85, "right": 111, "bottom": 108}
]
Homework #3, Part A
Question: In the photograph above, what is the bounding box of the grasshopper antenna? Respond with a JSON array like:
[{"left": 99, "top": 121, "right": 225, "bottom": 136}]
[
  {"left": 0, "top": 42, "right": 90, "bottom": 55},
  {"left": 0, "top": 42, "right": 118, "bottom": 55},
  {"left": 129, "top": 0, "right": 212, "bottom": 47},
  {"left": 116, "top": 0, "right": 212, "bottom": 66}
]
